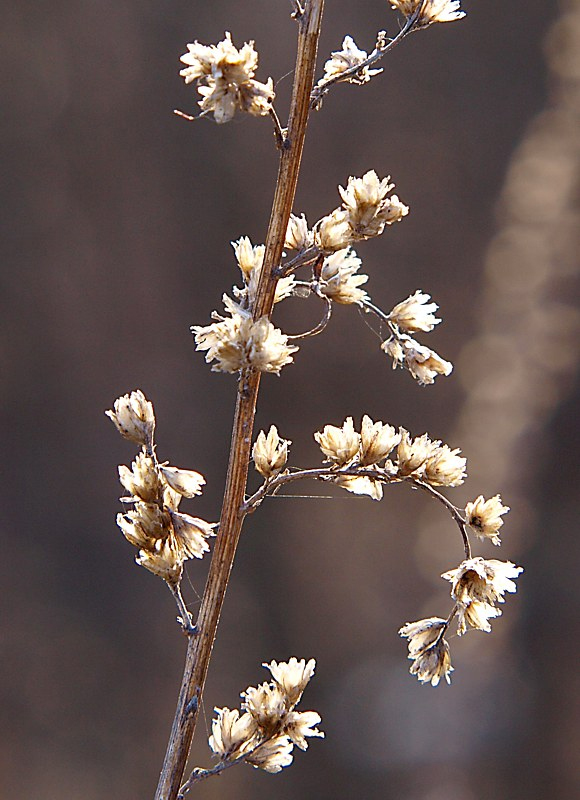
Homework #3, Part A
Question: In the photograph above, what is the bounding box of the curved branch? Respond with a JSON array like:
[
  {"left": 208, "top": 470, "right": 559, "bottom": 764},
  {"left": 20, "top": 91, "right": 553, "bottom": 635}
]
[
  {"left": 286, "top": 292, "right": 333, "bottom": 339},
  {"left": 408, "top": 478, "right": 472, "bottom": 560}
]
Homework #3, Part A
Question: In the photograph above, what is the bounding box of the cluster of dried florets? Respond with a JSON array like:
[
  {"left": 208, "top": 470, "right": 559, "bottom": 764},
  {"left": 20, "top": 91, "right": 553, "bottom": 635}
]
[
  {"left": 244, "top": 416, "right": 519, "bottom": 687},
  {"left": 187, "top": 659, "right": 322, "bottom": 783},
  {"left": 400, "top": 558, "right": 522, "bottom": 685},
  {"left": 180, "top": 32, "right": 275, "bottom": 124},
  {"left": 317, "top": 35, "right": 383, "bottom": 88},
  {"left": 107, "top": 391, "right": 215, "bottom": 586}
]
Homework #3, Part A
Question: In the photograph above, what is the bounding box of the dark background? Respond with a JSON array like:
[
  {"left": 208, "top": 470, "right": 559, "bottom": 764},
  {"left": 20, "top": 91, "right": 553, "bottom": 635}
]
[{"left": 2, "top": 1, "right": 579, "bottom": 798}]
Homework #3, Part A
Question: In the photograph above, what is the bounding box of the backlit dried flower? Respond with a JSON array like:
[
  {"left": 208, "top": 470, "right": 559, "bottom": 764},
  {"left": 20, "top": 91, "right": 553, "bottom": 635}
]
[
  {"left": 316, "top": 208, "right": 352, "bottom": 251},
  {"left": 159, "top": 465, "right": 205, "bottom": 498},
  {"left": 106, "top": 390, "right": 155, "bottom": 448},
  {"left": 424, "top": 444, "right": 466, "bottom": 486},
  {"left": 315, "top": 417, "right": 361, "bottom": 465},
  {"left": 284, "top": 710, "right": 324, "bottom": 750},
  {"left": 318, "top": 35, "right": 382, "bottom": 87},
  {"left": 266, "top": 657, "right": 316, "bottom": 707},
  {"left": 360, "top": 415, "right": 400, "bottom": 465},
  {"left": 399, "top": 618, "right": 453, "bottom": 686},
  {"left": 318, "top": 248, "right": 369, "bottom": 305},
  {"left": 339, "top": 170, "right": 409, "bottom": 239},
  {"left": 118, "top": 452, "right": 162, "bottom": 504},
  {"left": 285, "top": 214, "right": 313, "bottom": 250},
  {"left": 242, "top": 682, "right": 287, "bottom": 731},
  {"left": 396, "top": 429, "right": 440, "bottom": 476},
  {"left": 383, "top": 335, "right": 452, "bottom": 385},
  {"left": 246, "top": 735, "right": 294, "bottom": 773},
  {"left": 169, "top": 511, "right": 215, "bottom": 559},
  {"left": 253, "top": 426, "right": 290, "bottom": 478},
  {"left": 388, "top": 290, "right": 441, "bottom": 332},
  {"left": 233, "top": 236, "right": 264, "bottom": 279},
  {"left": 180, "top": 32, "right": 274, "bottom": 123},
  {"left": 442, "top": 558, "right": 523, "bottom": 635},
  {"left": 209, "top": 708, "right": 258, "bottom": 760},
  {"left": 193, "top": 310, "right": 298, "bottom": 375},
  {"left": 389, "top": 0, "right": 466, "bottom": 28},
  {"left": 465, "top": 495, "right": 510, "bottom": 546},
  {"left": 136, "top": 537, "right": 184, "bottom": 584},
  {"left": 335, "top": 474, "right": 384, "bottom": 501}
]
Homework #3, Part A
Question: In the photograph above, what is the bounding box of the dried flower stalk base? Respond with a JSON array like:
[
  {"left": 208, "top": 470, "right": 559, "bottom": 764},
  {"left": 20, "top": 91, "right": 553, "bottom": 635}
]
[{"left": 106, "top": 3, "right": 522, "bottom": 798}]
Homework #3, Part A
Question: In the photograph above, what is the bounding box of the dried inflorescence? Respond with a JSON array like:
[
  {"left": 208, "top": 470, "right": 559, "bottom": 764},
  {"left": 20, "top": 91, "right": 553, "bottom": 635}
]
[
  {"left": 195, "top": 659, "right": 323, "bottom": 780},
  {"left": 107, "top": 391, "right": 215, "bottom": 585},
  {"left": 317, "top": 35, "right": 383, "bottom": 87},
  {"left": 180, "top": 32, "right": 275, "bottom": 123},
  {"left": 389, "top": 0, "right": 466, "bottom": 28}
]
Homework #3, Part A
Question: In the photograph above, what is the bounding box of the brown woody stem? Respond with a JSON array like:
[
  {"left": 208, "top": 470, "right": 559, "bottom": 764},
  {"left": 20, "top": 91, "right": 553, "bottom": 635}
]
[{"left": 153, "top": 3, "right": 325, "bottom": 797}]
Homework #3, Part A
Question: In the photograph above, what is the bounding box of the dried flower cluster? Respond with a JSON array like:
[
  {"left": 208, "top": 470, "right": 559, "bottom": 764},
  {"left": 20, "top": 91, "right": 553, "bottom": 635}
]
[
  {"left": 107, "top": 391, "right": 215, "bottom": 584},
  {"left": 390, "top": 0, "right": 466, "bottom": 28},
  {"left": 180, "top": 32, "right": 274, "bottom": 123},
  {"left": 201, "top": 659, "right": 323, "bottom": 777},
  {"left": 317, "top": 35, "right": 383, "bottom": 87}
]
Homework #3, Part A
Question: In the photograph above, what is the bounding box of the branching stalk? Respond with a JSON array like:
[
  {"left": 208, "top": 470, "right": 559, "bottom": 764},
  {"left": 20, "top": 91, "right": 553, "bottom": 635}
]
[{"left": 153, "top": 4, "right": 325, "bottom": 798}]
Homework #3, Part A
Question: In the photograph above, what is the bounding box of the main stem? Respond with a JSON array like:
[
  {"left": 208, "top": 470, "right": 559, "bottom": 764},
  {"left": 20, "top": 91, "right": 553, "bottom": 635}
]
[{"left": 154, "top": 4, "right": 325, "bottom": 798}]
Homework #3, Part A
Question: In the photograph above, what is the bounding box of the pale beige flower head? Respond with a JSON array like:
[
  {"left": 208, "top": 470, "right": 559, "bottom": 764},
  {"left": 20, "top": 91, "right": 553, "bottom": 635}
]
[
  {"left": 315, "top": 208, "right": 352, "bottom": 251},
  {"left": 242, "top": 682, "right": 287, "bottom": 730},
  {"left": 284, "top": 710, "right": 324, "bottom": 751},
  {"left": 318, "top": 35, "right": 382, "bottom": 87},
  {"left": 465, "top": 495, "right": 510, "bottom": 546},
  {"left": 265, "top": 657, "right": 317, "bottom": 707},
  {"left": 118, "top": 452, "right": 162, "bottom": 504},
  {"left": 193, "top": 310, "right": 298, "bottom": 375},
  {"left": 106, "top": 390, "right": 155, "bottom": 448},
  {"left": 383, "top": 335, "right": 452, "bottom": 385},
  {"left": 136, "top": 536, "right": 184, "bottom": 584},
  {"left": 246, "top": 735, "right": 294, "bottom": 773},
  {"left": 339, "top": 170, "right": 409, "bottom": 239},
  {"left": 442, "top": 558, "right": 523, "bottom": 635},
  {"left": 180, "top": 32, "right": 274, "bottom": 124},
  {"left": 158, "top": 465, "right": 205, "bottom": 498},
  {"left": 318, "top": 248, "right": 369, "bottom": 305},
  {"left": 388, "top": 290, "right": 441, "bottom": 333},
  {"left": 314, "top": 417, "right": 361, "bottom": 466},
  {"left": 360, "top": 415, "right": 401, "bottom": 465},
  {"left": 335, "top": 474, "right": 384, "bottom": 501},
  {"left": 169, "top": 511, "right": 215, "bottom": 560},
  {"left": 399, "top": 618, "right": 453, "bottom": 686},
  {"left": 124, "top": 501, "right": 170, "bottom": 541},
  {"left": 232, "top": 236, "right": 265, "bottom": 279},
  {"left": 424, "top": 444, "right": 467, "bottom": 487},
  {"left": 389, "top": 0, "right": 466, "bottom": 27},
  {"left": 253, "top": 425, "right": 290, "bottom": 478},
  {"left": 396, "top": 429, "right": 440, "bottom": 477},
  {"left": 285, "top": 213, "right": 313, "bottom": 251},
  {"left": 209, "top": 707, "right": 258, "bottom": 760}
]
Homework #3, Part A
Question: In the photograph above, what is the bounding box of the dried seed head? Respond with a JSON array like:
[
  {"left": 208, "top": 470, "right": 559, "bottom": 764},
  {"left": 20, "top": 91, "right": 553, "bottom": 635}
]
[
  {"left": 253, "top": 426, "right": 290, "bottom": 478},
  {"left": 314, "top": 417, "right": 361, "bottom": 465},
  {"left": 382, "top": 335, "right": 453, "bottom": 385},
  {"left": 159, "top": 465, "right": 206, "bottom": 498},
  {"left": 318, "top": 35, "right": 382, "bottom": 87},
  {"left": 316, "top": 209, "right": 352, "bottom": 251},
  {"left": 245, "top": 735, "right": 294, "bottom": 773},
  {"left": 136, "top": 537, "right": 184, "bottom": 584},
  {"left": 389, "top": 0, "right": 466, "bottom": 28},
  {"left": 106, "top": 390, "right": 155, "bottom": 448},
  {"left": 285, "top": 213, "right": 313, "bottom": 251},
  {"left": 338, "top": 170, "right": 409, "bottom": 239},
  {"left": 118, "top": 452, "right": 162, "bottom": 504},
  {"left": 465, "top": 495, "right": 510, "bottom": 545},
  {"left": 388, "top": 290, "right": 441, "bottom": 333},
  {"left": 265, "top": 657, "right": 316, "bottom": 707},
  {"left": 396, "top": 429, "right": 440, "bottom": 476},
  {"left": 242, "top": 682, "right": 287, "bottom": 731},
  {"left": 208, "top": 708, "right": 258, "bottom": 760},
  {"left": 284, "top": 710, "right": 324, "bottom": 751},
  {"left": 399, "top": 618, "right": 453, "bottom": 686},
  {"left": 169, "top": 511, "right": 215, "bottom": 559},
  {"left": 423, "top": 444, "right": 467, "bottom": 487},
  {"left": 360, "top": 415, "right": 401, "bottom": 465},
  {"left": 318, "top": 248, "right": 369, "bottom": 305},
  {"left": 335, "top": 474, "right": 384, "bottom": 501}
]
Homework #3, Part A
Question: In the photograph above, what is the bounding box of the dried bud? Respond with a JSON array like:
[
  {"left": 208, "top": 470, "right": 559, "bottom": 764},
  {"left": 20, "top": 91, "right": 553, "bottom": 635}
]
[
  {"left": 314, "top": 417, "right": 361, "bottom": 465},
  {"left": 106, "top": 390, "right": 155, "bottom": 448},
  {"left": 399, "top": 618, "right": 454, "bottom": 686},
  {"left": 465, "top": 495, "right": 509, "bottom": 545},
  {"left": 396, "top": 429, "right": 440, "bottom": 477},
  {"left": 119, "top": 452, "right": 162, "bottom": 504},
  {"left": 338, "top": 170, "right": 409, "bottom": 240},
  {"left": 232, "top": 236, "right": 264, "bottom": 279},
  {"left": 315, "top": 209, "right": 352, "bottom": 252},
  {"left": 159, "top": 465, "right": 206, "bottom": 498},
  {"left": 253, "top": 426, "right": 290, "bottom": 478},
  {"left": 319, "top": 248, "right": 369, "bottom": 305}
]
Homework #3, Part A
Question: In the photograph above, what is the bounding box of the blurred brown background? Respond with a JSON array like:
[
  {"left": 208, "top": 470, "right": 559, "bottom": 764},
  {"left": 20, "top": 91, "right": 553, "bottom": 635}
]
[{"left": 2, "top": 1, "right": 579, "bottom": 798}]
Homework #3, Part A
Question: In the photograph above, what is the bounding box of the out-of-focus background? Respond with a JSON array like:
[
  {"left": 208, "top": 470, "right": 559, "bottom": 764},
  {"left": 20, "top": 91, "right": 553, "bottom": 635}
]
[{"left": 2, "top": 1, "right": 579, "bottom": 798}]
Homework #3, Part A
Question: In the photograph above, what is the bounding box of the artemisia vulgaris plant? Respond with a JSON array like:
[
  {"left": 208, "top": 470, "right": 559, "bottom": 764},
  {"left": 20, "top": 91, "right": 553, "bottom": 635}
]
[{"left": 106, "top": 3, "right": 523, "bottom": 798}]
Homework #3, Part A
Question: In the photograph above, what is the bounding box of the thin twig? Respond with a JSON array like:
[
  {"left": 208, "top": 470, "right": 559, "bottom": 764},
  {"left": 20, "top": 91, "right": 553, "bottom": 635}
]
[
  {"left": 153, "top": 5, "right": 326, "bottom": 798},
  {"left": 286, "top": 292, "right": 332, "bottom": 339},
  {"left": 408, "top": 478, "right": 472, "bottom": 559},
  {"left": 310, "top": 4, "right": 425, "bottom": 108}
]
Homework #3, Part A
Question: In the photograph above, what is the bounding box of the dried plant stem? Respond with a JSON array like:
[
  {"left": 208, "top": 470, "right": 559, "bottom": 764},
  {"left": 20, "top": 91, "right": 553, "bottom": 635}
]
[{"left": 153, "top": 4, "right": 325, "bottom": 798}]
